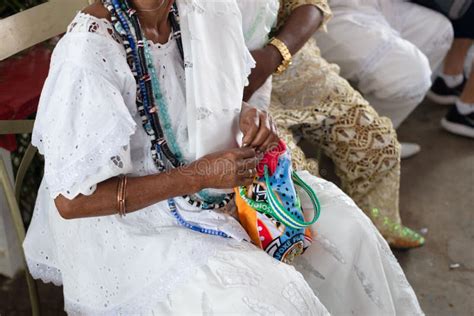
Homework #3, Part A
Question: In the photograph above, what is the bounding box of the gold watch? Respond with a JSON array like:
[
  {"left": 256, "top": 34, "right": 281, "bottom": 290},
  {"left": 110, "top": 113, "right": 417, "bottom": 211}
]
[{"left": 268, "top": 37, "right": 292, "bottom": 75}]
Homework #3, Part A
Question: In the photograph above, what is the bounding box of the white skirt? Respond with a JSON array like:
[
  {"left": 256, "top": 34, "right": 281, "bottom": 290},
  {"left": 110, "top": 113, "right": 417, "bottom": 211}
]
[{"left": 132, "top": 173, "right": 423, "bottom": 316}]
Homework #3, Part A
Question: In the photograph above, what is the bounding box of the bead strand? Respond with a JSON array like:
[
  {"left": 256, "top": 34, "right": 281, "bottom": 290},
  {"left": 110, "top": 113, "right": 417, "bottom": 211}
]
[
  {"left": 168, "top": 199, "right": 229, "bottom": 237},
  {"left": 103, "top": 0, "right": 233, "bottom": 217}
]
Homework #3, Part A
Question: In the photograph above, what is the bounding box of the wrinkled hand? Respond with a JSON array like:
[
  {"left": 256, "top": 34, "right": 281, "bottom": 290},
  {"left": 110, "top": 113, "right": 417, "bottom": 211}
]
[
  {"left": 240, "top": 102, "right": 279, "bottom": 153},
  {"left": 243, "top": 45, "right": 282, "bottom": 102},
  {"left": 190, "top": 147, "right": 258, "bottom": 190}
]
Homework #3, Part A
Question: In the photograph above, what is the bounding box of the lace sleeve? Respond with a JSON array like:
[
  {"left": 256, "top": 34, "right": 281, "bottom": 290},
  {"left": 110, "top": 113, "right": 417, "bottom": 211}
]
[
  {"left": 32, "top": 32, "right": 137, "bottom": 199},
  {"left": 278, "top": 0, "right": 333, "bottom": 32}
]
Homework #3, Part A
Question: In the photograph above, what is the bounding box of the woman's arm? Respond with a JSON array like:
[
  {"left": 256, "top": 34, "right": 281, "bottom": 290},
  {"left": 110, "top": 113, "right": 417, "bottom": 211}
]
[
  {"left": 55, "top": 147, "right": 258, "bottom": 219},
  {"left": 55, "top": 101, "right": 279, "bottom": 220},
  {"left": 243, "top": 5, "right": 323, "bottom": 101},
  {"left": 273, "top": 4, "right": 323, "bottom": 57}
]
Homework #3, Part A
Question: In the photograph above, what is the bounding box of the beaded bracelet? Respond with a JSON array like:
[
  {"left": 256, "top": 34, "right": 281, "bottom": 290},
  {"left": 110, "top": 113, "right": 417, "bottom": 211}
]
[{"left": 117, "top": 175, "right": 128, "bottom": 217}]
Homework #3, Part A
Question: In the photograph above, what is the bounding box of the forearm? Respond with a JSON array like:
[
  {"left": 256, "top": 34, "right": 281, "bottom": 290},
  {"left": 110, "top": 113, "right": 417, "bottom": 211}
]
[
  {"left": 274, "top": 5, "right": 323, "bottom": 56},
  {"left": 55, "top": 165, "right": 201, "bottom": 219},
  {"left": 243, "top": 5, "right": 323, "bottom": 102}
]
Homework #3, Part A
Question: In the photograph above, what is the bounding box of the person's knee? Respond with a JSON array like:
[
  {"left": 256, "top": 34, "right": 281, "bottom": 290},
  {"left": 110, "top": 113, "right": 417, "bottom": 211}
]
[
  {"left": 422, "top": 12, "right": 454, "bottom": 71},
  {"left": 441, "top": 17, "right": 455, "bottom": 50},
  {"left": 362, "top": 47, "right": 432, "bottom": 105},
  {"left": 429, "top": 9, "right": 454, "bottom": 56},
  {"left": 334, "top": 203, "right": 377, "bottom": 247}
]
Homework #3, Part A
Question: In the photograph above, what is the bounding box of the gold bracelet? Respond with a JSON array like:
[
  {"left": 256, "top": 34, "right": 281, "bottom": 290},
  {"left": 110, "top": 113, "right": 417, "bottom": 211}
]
[
  {"left": 117, "top": 175, "right": 128, "bottom": 217},
  {"left": 268, "top": 37, "right": 292, "bottom": 75}
]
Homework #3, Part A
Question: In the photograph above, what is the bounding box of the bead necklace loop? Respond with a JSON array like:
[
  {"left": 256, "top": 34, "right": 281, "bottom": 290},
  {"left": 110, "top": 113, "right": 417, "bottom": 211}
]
[{"left": 103, "top": 0, "right": 233, "bottom": 236}]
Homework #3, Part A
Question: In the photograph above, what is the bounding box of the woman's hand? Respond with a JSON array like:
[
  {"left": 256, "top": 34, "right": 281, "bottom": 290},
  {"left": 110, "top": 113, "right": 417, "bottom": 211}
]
[
  {"left": 189, "top": 147, "right": 258, "bottom": 190},
  {"left": 240, "top": 102, "right": 279, "bottom": 153},
  {"left": 243, "top": 45, "right": 282, "bottom": 102}
]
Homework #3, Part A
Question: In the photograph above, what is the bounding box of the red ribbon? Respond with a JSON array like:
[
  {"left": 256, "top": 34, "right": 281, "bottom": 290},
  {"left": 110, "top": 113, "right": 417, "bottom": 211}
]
[{"left": 256, "top": 139, "right": 287, "bottom": 177}]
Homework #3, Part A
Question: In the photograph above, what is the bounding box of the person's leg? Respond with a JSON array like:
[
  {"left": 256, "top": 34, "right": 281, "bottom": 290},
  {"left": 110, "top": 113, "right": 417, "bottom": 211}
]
[
  {"left": 315, "top": 5, "right": 433, "bottom": 129},
  {"left": 441, "top": 41, "right": 474, "bottom": 138},
  {"left": 278, "top": 124, "right": 320, "bottom": 178},
  {"left": 294, "top": 172, "right": 423, "bottom": 315},
  {"left": 446, "top": 3, "right": 474, "bottom": 105},
  {"left": 443, "top": 38, "right": 474, "bottom": 105},
  {"left": 444, "top": 39, "right": 473, "bottom": 76},
  {"left": 428, "top": 39, "right": 472, "bottom": 104},
  {"left": 426, "top": 3, "right": 474, "bottom": 105},
  {"left": 390, "top": 1, "right": 454, "bottom": 73},
  {"left": 151, "top": 240, "right": 329, "bottom": 315},
  {"left": 460, "top": 61, "right": 474, "bottom": 104},
  {"left": 271, "top": 40, "right": 424, "bottom": 248},
  {"left": 427, "top": 3, "right": 474, "bottom": 137}
]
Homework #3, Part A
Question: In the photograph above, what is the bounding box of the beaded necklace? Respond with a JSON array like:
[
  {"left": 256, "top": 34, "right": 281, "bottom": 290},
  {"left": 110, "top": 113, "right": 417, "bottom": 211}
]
[
  {"left": 143, "top": 41, "right": 184, "bottom": 162},
  {"left": 103, "top": 0, "right": 232, "bottom": 237}
]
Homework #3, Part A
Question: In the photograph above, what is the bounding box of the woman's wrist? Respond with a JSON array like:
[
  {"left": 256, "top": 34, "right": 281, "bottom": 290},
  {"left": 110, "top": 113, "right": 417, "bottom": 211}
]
[
  {"left": 263, "top": 44, "right": 284, "bottom": 73},
  {"left": 177, "top": 163, "right": 206, "bottom": 193}
]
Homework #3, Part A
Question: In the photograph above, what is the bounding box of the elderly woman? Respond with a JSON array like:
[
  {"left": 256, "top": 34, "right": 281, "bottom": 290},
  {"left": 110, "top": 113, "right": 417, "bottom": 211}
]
[{"left": 24, "top": 0, "right": 423, "bottom": 314}]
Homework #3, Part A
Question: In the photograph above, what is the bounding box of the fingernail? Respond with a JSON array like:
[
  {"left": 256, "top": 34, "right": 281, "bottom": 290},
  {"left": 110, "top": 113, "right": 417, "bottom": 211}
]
[{"left": 242, "top": 143, "right": 248, "bottom": 147}]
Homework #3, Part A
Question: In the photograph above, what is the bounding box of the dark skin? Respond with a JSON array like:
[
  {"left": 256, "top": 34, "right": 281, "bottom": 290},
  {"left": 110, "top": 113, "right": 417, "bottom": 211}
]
[
  {"left": 55, "top": 1, "right": 279, "bottom": 219},
  {"left": 243, "top": 5, "right": 323, "bottom": 102}
]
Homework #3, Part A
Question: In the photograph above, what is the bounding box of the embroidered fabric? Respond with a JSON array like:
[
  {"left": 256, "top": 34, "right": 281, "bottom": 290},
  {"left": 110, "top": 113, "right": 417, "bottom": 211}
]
[
  {"left": 33, "top": 116, "right": 135, "bottom": 199},
  {"left": 26, "top": 257, "right": 62, "bottom": 286},
  {"left": 32, "top": 18, "right": 138, "bottom": 198},
  {"left": 24, "top": 7, "right": 423, "bottom": 316},
  {"left": 270, "top": 38, "right": 404, "bottom": 233},
  {"left": 68, "top": 12, "right": 122, "bottom": 43},
  {"left": 101, "top": 172, "right": 423, "bottom": 315},
  {"left": 24, "top": 11, "right": 249, "bottom": 314},
  {"left": 291, "top": 172, "right": 423, "bottom": 316},
  {"left": 61, "top": 234, "right": 228, "bottom": 315}
]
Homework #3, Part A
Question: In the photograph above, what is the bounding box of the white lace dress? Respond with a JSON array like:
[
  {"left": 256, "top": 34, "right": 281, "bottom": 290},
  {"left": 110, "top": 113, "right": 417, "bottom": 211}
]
[{"left": 23, "top": 13, "right": 423, "bottom": 315}]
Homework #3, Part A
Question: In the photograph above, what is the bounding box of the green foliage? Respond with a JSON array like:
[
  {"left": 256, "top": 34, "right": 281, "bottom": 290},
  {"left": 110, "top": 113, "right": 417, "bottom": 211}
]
[{"left": 0, "top": 0, "right": 47, "bottom": 19}]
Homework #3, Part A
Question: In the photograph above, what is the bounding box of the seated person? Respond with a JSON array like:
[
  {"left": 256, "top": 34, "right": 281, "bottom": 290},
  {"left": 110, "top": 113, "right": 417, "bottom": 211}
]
[
  {"left": 314, "top": 0, "right": 454, "bottom": 156},
  {"left": 243, "top": 0, "right": 424, "bottom": 248},
  {"left": 23, "top": 0, "right": 423, "bottom": 314}
]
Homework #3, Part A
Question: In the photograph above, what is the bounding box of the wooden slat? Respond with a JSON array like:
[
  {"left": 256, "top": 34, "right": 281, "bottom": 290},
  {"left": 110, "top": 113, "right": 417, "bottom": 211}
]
[
  {"left": 0, "top": 0, "right": 90, "bottom": 61},
  {"left": 0, "top": 120, "right": 35, "bottom": 135},
  {"left": 0, "top": 158, "right": 40, "bottom": 316},
  {"left": 14, "top": 143, "right": 38, "bottom": 202}
]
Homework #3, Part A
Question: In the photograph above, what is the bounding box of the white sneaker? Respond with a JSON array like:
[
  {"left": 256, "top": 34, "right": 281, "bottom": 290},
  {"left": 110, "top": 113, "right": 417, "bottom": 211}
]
[{"left": 400, "top": 142, "right": 421, "bottom": 159}]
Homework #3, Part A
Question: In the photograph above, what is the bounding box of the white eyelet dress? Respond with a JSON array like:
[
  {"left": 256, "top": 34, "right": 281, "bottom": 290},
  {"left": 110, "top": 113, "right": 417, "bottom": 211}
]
[{"left": 23, "top": 11, "right": 423, "bottom": 316}]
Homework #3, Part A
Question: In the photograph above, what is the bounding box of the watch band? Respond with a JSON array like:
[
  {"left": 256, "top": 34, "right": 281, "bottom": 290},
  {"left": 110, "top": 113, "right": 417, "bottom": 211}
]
[{"left": 268, "top": 37, "right": 292, "bottom": 75}]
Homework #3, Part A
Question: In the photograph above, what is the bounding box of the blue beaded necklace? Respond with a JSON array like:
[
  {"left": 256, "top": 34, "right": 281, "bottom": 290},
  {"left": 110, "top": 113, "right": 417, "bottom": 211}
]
[
  {"left": 142, "top": 44, "right": 184, "bottom": 162},
  {"left": 103, "top": 0, "right": 230, "bottom": 238}
]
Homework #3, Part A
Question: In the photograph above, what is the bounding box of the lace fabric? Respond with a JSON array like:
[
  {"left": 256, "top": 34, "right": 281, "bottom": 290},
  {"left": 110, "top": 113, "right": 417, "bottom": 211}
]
[
  {"left": 23, "top": 7, "right": 422, "bottom": 315},
  {"left": 26, "top": 257, "right": 62, "bottom": 287},
  {"left": 33, "top": 116, "right": 135, "bottom": 199},
  {"left": 68, "top": 12, "right": 122, "bottom": 44},
  {"left": 32, "top": 19, "right": 138, "bottom": 198},
  {"left": 24, "top": 10, "right": 253, "bottom": 313}
]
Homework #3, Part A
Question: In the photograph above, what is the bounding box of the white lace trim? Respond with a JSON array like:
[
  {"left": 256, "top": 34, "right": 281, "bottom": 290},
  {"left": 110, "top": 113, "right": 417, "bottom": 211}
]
[
  {"left": 26, "top": 257, "right": 62, "bottom": 287},
  {"left": 28, "top": 236, "right": 236, "bottom": 315},
  {"left": 68, "top": 12, "right": 122, "bottom": 44},
  {"left": 32, "top": 116, "right": 136, "bottom": 198}
]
